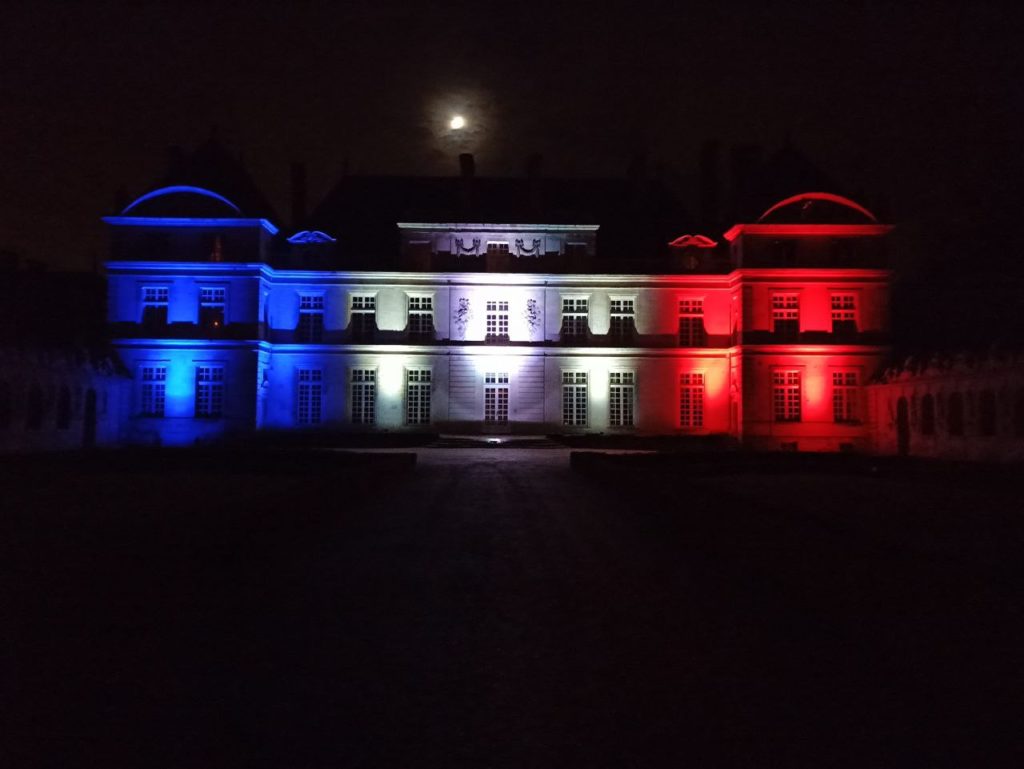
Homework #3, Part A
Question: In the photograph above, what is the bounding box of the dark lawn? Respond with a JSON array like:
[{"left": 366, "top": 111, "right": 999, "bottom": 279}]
[{"left": 2, "top": 449, "right": 1022, "bottom": 768}]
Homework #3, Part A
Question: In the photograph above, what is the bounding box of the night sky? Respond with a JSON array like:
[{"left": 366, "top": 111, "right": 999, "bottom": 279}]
[{"left": 3, "top": 0, "right": 1022, "bottom": 337}]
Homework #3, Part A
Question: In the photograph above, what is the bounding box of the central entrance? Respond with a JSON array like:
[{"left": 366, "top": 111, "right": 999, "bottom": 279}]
[{"left": 483, "top": 372, "right": 509, "bottom": 431}]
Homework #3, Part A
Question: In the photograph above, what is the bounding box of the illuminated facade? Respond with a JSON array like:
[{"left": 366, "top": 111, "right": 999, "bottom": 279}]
[{"left": 104, "top": 182, "right": 893, "bottom": 450}]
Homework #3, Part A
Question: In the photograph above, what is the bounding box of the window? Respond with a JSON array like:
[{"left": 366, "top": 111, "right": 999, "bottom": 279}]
[
  {"left": 832, "top": 371, "right": 858, "bottom": 423},
  {"left": 141, "top": 287, "right": 169, "bottom": 328},
  {"left": 298, "top": 295, "right": 324, "bottom": 342},
  {"left": 140, "top": 366, "right": 167, "bottom": 417},
  {"left": 350, "top": 295, "right": 376, "bottom": 338},
  {"left": 678, "top": 299, "right": 706, "bottom": 347},
  {"left": 195, "top": 366, "right": 225, "bottom": 418},
  {"left": 773, "top": 371, "right": 801, "bottom": 422},
  {"left": 351, "top": 368, "right": 376, "bottom": 425},
  {"left": 921, "top": 394, "right": 936, "bottom": 435},
  {"left": 199, "top": 287, "right": 226, "bottom": 330},
  {"left": 771, "top": 294, "right": 800, "bottom": 340},
  {"left": 680, "top": 372, "right": 704, "bottom": 428},
  {"left": 609, "top": 299, "right": 636, "bottom": 341},
  {"left": 486, "top": 242, "right": 510, "bottom": 256},
  {"left": 406, "top": 368, "right": 431, "bottom": 425},
  {"left": 408, "top": 295, "right": 434, "bottom": 337},
  {"left": 484, "top": 372, "right": 509, "bottom": 424},
  {"left": 561, "top": 371, "right": 588, "bottom": 426},
  {"left": 486, "top": 301, "right": 509, "bottom": 341},
  {"left": 561, "top": 298, "right": 589, "bottom": 340},
  {"left": 297, "top": 369, "right": 323, "bottom": 425},
  {"left": 609, "top": 372, "right": 635, "bottom": 427},
  {"left": 831, "top": 294, "right": 857, "bottom": 336}
]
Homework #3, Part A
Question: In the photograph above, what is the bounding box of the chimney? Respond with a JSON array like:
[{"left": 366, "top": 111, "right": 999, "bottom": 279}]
[
  {"left": 458, "top": 153, "right": 475, "bottom": 214},
  {"left": 627, "top": 151, "right": 647, "bottom": 208},
  {"left": 113, "top": 186, "right": 129, "bottom": 214},
  {"left": 729, "top": 143, "right": 763, "bottom": 221},
  {"left": 290, "top": 161, "right": 307, "bottom": 228},
  {"left": 526, "top": 153, "right": 543, "bottom": 215},
  {"left": 699, "top": 140, "right": 720, "bottom": 227}
]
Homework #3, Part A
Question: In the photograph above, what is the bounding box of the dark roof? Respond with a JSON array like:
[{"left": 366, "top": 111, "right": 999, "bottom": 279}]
[
  {"left": 308, "top": 173, "right": 692, "bottom": 263},
  {"left": 128, "top": 136, "right": 279, "bottom": 220}
]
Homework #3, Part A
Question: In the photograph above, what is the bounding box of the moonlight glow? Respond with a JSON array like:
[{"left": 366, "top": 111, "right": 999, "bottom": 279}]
[{"left": 449, "top": 115, "right": 466, "bottom": 130}]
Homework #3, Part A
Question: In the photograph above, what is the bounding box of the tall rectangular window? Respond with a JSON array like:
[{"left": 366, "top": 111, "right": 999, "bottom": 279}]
[
  {"left": 561, "top": 298, "right": 589, "bottom": 340},
  {"left": 831, "top": 294, "right": 858, "bottom": 336},
  {"left": 351, "top": 368, "right": 376, "bottom": 425},
  {"left": 772, "top": 294, "right": 800, "bottom": 340},
  {"left": 297, "top": 369, "right": 323, "bottom": 425},
  {"left": 350, "top": 295, "right": 376, "bottom": 338},
  {"left": 199, "top": 287, "right": 226, "bottom": 330},
  {"left": 484, "top": 372, "right": 509, "bottom": 424},
  {"left": 679, "top": 372, "right": 704, "bottom": 428},
  {"left": 609, "top": 299, "right": 636, "bottom": 341},
  {"left": 406, "top": 368, "right": 431, "bottom": 425},
  {"left": 141, "top": 287, "right": 169, "bottom": 328},
  {"left": 140, "top": 365, "right": 166, "bottom": 417},
  {"left": 609, "top": 371, "right": 635, "bottom": 427},
  {"left": 298, "top": 295, "right": 325, "bottom": 342},
  {"left": 562, "top": 371, "right": 588, "bottom": 426},
  {"left": 678, "top": 299, "right": 706, "bottom": 347},
  {"left": 408, "top": 295, "right": 434, "bottom": 337},
  {"left": 485, "top": 301, "right": 509, "bottom": 341},
  {"left": 195, "top": 365, "right": 225, "bottom": 418},
  {"left": 832, "top": 371, "right": 858, "bottom": 423},
  {"left": 773, "top": 371, "right": 802, "bottom": 422}
]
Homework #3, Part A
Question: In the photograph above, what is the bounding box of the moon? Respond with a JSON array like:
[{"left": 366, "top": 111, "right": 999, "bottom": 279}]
[{"left": 449, "top": 115, "right": 466, "bottom": 130}]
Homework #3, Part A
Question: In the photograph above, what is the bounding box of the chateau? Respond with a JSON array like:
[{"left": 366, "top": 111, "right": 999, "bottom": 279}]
[{"left": 99, "top": 145, "right": 893, "bottom": 450}]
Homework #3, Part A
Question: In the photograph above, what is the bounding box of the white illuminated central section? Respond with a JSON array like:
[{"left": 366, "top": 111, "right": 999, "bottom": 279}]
[{"left": 449, "top": 115, "right": 466, "bottom": 130}]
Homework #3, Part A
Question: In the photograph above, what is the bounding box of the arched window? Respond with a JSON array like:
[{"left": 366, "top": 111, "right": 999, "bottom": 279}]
[
  {"left": 0, "top": 381, "right": 11, "bottom": 429},
  {"left": 920, "top": 394, "right": 936, "bottom": 436},
  {"left": 26, "top": 383, "right": 44, "bottom": 430},
  {"left": 979, "top": 390, "right": 997, "bottom": 437},
  {"left": 56, "top": 385, "right": 72, "bottom": 430},
  {"left": 948, "top": 392, "right": 965, "bottom": 437}
]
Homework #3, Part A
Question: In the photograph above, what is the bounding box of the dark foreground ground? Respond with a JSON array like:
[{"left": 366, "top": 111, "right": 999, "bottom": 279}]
[{"left": 2, "top": 448, "right": 1022, "bottom": 768}]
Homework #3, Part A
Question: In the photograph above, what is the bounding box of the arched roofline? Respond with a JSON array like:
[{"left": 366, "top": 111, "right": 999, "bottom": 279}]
[
  {"left": 757, "top": 192, "right": 878, "bottom": 223},
  {"left": 122, "top": 185, "right": 241, "bottom": 215}
]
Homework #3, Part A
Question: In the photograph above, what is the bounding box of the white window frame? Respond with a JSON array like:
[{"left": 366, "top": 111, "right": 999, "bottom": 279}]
[
  {"left": 141, "top": 286, "right": 169, "bottom": 325},
  {"left": 771, "top": 293, "right": 800, "bottom": 337},
  {"left": 679, "top": 372, "right": 704, "bottom": 429},
  {"left": 485, "top": 300, "right": 510, "bottom": 341},
  {"left": 830, "top": 293, "right": 858, "bottom": 333},
  {"left": 195, "top": 364, "right": 225, "bottom": 418},
  {"left": 832, "top": 370, "right": 859, "bottom": 423},
  {"left": 298, "top": 294, "right": 325, "bottom": 342},
  {"left": 561, "top": 296, "right": 589, "bottom": 340},
  {"left": 561, "top": 370, "right": 588, "bottom": 427},
  {"left": 609, "top": 371, "right": 635, "bottom": 427},
  {"left": 405, "top": 367, "right": 432, "bottom": 425},
  {"left": 297, "top": 368, "right": 323, "bottom": 425},
  {"left": 139, "top": 364, "right": 167, "bottom": 417},
  {"left": 351, "top": 367, "right": 377, "bottom": 425},
  {"left": 350, "top": 293, "right": 377, "bottom": 336},
  {"left": 484, "top": 372, "right": 510, "bottom": 424},
  {"left": 199, "top": 286, "right": 227, "bottom": 329},
  {"left": 678, "top": 298, "right": 706, "bottom": 347},
  {"left": 407, "top": 294, "right": 435, "bottom": 336},
  {"left": 773, "top": 370, "right": 802, "bottom": 422},
  {"left": 609, "top": 297, "right": 636, "bottom": 340}
]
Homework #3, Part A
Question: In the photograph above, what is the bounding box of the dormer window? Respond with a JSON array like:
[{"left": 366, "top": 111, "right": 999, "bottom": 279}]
[{"left": 486, "top": 242, "right": 509, "bottom": 256}]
